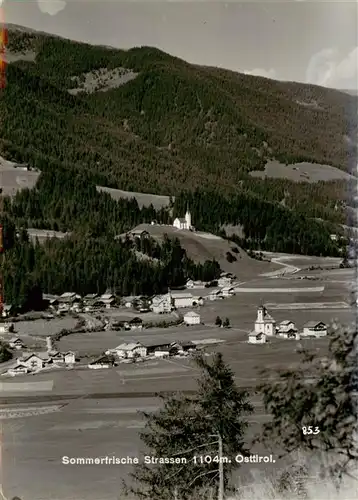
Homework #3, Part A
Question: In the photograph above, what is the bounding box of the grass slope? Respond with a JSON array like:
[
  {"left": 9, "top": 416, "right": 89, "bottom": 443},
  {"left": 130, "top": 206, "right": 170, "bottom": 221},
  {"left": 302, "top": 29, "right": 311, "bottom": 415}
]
[
  {"left": 1, "top": 25, "right": 356, "bottom": 203},
  {"left": 125, "top": 224, "right": 279, "bottom": 279}
]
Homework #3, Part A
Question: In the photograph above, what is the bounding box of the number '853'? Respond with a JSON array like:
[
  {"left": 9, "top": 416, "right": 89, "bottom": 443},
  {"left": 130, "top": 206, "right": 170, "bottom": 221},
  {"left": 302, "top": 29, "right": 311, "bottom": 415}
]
[{"left": 302, "top": 426, "right": 320, "bottom": 435}]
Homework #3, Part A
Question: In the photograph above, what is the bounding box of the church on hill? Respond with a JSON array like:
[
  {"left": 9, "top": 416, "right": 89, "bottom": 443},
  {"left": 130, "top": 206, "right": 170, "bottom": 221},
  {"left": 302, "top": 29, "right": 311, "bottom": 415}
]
[{"left": 173, "top": 207, "right": 194, "bottom": 231}]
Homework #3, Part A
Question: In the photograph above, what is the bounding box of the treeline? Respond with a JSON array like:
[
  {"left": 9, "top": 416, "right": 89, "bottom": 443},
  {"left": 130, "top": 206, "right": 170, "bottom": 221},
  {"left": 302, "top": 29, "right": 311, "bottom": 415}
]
[
  {"left": 6, "top": 166, "right": 167, "bottom": 236},
  {"left": 1, "top": 229, "right": 220, "bottom": 308}
]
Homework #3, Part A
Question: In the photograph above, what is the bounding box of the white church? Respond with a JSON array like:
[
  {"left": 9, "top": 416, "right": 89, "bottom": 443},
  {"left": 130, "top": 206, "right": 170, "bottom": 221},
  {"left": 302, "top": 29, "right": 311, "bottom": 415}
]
[
  {"left": 173, "top": 207, "right": 194, "bottom": 231},
  {"left": 254, "top": 305, "right": 276, "bottom": 336},
  {"left": 248, "top": 305, "right": 276, "bottom": 344}
]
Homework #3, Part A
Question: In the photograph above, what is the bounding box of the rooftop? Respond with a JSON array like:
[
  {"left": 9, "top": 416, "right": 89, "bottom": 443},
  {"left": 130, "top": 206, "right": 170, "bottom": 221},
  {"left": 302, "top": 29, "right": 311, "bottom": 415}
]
[
  {"left": 114, "top": 342, "right": 144, "bottom": 351},
  {"left": 304, "top": 321, "right": 326, "bottom": 328}
]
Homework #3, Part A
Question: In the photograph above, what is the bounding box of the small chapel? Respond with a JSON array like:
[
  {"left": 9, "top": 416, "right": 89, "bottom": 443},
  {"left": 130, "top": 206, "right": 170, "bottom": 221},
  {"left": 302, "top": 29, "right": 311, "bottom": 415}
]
[{"left": 173, "top": 207, "right": 194, "bottom": 231}]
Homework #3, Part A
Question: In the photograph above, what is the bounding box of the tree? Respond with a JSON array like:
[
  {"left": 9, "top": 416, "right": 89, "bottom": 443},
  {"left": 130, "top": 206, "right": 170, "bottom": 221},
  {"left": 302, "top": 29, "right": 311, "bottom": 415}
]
[
  {"left": 257, "top": 322, "right": 358, "bottom": 481},
  {"left": 0, "top": 342, "right": 13, "bottom": 363},
  {"left": 123, "top": 352, "right": 253, "bottom": 499},
  {"left": 223, "top": 318, "right": 230, "bottom": 328},
  {"left": 215, "top": 316, "right": 222, "bottom": 327}
]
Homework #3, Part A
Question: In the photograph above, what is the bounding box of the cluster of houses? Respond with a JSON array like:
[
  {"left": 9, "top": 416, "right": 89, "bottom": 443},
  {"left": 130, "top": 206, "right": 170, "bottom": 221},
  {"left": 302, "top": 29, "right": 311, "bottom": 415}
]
[
  {"left": 248, "top": 306, "right": 328, "bottom": 344},
  {"left": 44, "top": 292, "right": 116, "bottom": 314},
  {"left": 4, "top": 337, "right": 76, "bottom": 376},
  {"left": 147, "top": 273, "right": 236, "bottom": 314},
  {"left": 41, "top": 287, "right": 219, "bottom": 317},
  {"left": 87, "top": 339, "right": 197, "bottom": 368}
]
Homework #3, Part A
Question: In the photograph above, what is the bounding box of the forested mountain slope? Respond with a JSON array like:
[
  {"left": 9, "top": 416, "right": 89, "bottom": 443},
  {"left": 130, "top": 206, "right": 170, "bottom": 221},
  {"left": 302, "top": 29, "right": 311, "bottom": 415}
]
[{"left": 1, "top": 25, "right": 356, "bottom": 199}]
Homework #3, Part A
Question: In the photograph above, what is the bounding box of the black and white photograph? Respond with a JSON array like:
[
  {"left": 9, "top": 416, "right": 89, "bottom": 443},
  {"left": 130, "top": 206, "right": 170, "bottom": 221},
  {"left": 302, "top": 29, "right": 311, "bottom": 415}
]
[{"left": 0, "top": 1, "right": 357, "bottom": 499}]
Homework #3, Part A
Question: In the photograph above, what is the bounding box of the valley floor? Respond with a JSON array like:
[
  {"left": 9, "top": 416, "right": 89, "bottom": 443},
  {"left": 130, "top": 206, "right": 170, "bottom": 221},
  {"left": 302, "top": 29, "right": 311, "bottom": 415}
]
[{"left": 0, "top": 257, "right": 355, "bottom": 500}]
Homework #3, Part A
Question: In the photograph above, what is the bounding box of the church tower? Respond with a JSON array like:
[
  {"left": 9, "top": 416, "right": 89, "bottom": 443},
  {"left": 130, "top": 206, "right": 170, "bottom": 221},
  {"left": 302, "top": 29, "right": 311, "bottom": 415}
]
[
  {"left": 185, "top": 206, "right": 192, "bottom": 229},
  {"left": 257, "top": 305, "right": 265, "bottom": 322}
]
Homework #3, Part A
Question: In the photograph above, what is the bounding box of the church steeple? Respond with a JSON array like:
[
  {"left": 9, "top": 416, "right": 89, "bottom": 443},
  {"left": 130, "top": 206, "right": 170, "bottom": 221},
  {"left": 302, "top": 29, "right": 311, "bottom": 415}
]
[{"left": 185, "top": 204, "right": 191, "bottom": 229}]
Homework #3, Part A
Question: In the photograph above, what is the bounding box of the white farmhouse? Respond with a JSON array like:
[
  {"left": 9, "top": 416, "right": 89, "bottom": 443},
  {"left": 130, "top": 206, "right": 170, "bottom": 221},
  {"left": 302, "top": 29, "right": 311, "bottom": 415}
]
[
  {"left": 19, "top": 353, "right": 50, "bottom": 370},
  {"left": 208, "top": 289, "right": 223, "bottom": 301},
  {"left": 6, "top": 363, "right": 29, "bottom": 376},
  {"left": 88, "top": 355, "right": 115, "bottom": 369},
  {"left": 95, "top": 294, "right": 115, "bottom": 309},
  {"left": 173, "top": 208, "right": 193, "bottom": 231},
  {"left": 184, "top": 311, "right": 201, "bottom": 325},
  {"left": 64, "top": 351, "right": 76, "bottom": 364},
  {"left": 220, "top": 286, "right": 235, "bottom": 297},
  {"left": 218, "top": 277, "right": 232, "bottom": 287},
  {"left": 186, "top": 279, "right": 206, "bottom": 289},
  {"left": 248, "top": 332, "right": 266, "bottom": 344},
  {"left": 254, "top": 306, "right": 276, "bottom": 336},
  {"left": 0, "top": 322, "right": 14, "bottom": 334},
  {"left": 303, "top": 321, "right": 327, "bottom": 338},
  {"left": 150, "top": 293, "right": 173, "bottom": 314},
  {"left": 8, "top": 337, "right": 25, "bottom": 350},
  {"left": 277, "top": 320, "right": 298, "bottom": 338},
  {"left": 171, "top": 292, "right": 202, "bottom": 309},
  {"left": 108, "top": 342, "right": 147, "bottom": 359}
]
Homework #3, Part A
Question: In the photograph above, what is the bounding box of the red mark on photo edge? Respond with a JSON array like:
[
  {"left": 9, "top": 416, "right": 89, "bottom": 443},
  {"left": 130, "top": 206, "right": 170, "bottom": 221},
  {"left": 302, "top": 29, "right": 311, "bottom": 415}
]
[{"left": 0, "top": 6, "right": 7, "bottom": 90}]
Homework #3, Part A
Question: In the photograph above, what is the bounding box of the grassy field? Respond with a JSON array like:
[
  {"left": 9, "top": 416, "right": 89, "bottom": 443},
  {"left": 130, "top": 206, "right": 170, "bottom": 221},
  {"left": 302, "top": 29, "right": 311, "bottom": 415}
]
[
  {"left": 96, "top": 186, "right": 172, "bottom": 210},
  {"left": 250, "top": 160, "right": 356, "bottom": 183},
  {"left": 0, "top": 155, "right": 40, "bottom": 196}
]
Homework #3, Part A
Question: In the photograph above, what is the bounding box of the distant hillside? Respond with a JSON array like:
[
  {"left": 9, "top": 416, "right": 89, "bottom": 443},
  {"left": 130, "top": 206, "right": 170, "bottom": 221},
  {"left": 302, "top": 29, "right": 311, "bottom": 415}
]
[{"left": 1, "top": 24, "right": 356, "bottom": 203}]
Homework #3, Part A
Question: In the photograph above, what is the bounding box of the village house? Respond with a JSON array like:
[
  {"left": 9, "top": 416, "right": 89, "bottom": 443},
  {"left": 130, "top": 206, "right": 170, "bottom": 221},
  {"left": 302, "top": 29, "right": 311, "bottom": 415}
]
[
  {"left": 171, "top": 292, "right": 202, "bottom": 309},
  {"left": 107, "top": 342, "right": 147, "bottom": 359},
  {"left": 82, "top": 294, "right": 98, "bottom": 310},
  {"left": 254, "top": 306, "right": 276, "bottom": 336},
  {"left": 153, "top": 345, "right": 176, "bottom": 357},
  {"left": 88, "top": 355, "right": 116, "bottom": 369},
  {"left": 186, "top": 279, "right": 207, "bottom": 289},
  {"left": 49, "top": 351, "right": 76, "bottom": 364},
  {"left": 144, "top": 341, "right": 172, "bottom": 357},
  {"left": 220, "top": 272, "right": 235, "bottom": 278},
  {"left": 95, "top": 293, "right": 116, "bottom": 309},
  {"left": 2, "top": 304, "right": 14, "bottom": 318},
  {"left": 184, "top": 311, "right": 201, "bottom": 325},
  {"left": 6, "top": 363, "right": 29, "bottom": 376},
  {"left": 150, "top": 294, "right": 173, "bottom": 314},
  {"left": 123, "top": 296, "right": 137, "bottom": 308},
  {"left": 208, "top": 289, "right": 223, "bottom": 301},
  {"left": 58, "top": 292, "right": 82, "bottom": 305},
  {"left": 303, "top": 321, "right": 327, "bottom": 337},
  {"left": 276, "top": 320, "right": 298, "bottom": 338},
  {"left": 171, "top": 341, "right": 196, "bottom": 355},
  {"left": 64, "top": 352, "right": 76, "bottom": 364},
  {"left": 0, "top": 321, "right": 14, "bottom": 334},
  {"left": 8, "top": 337, "right": 25, "bottom": 350},
  {"left": 43, "top": 294, "right": 60, "bottom": 309},
  {"left": 19, "top": 353, "right": 50, "bottom": 370},
  {"left": 248, "top": 332, "right": 266, "bottom": 344},
  {"left": 127, "top": 229, "right": 150, "bottom": 240},
  {"left": 83, "top": 293, "right": 98, "bottom": 303},
  {"left": 220, "top": 286, "right": 235, "bottom": 297},
  {"left": 173, "top": 208, "right": 193, "bottom": 231},
  {"left": 218, "top": 277, "right": 233, "bottom": 288},
  {"left": 115, "top": 317, "right": 143, "bottom": 330}
]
